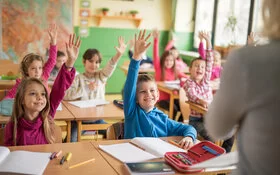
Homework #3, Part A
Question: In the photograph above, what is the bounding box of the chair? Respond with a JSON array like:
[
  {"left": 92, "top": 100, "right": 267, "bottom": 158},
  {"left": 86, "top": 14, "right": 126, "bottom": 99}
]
[
  {"left": 106, "top": 121, "right": 124, "bottom": 140},
  {"left": 178, "top": 88, "right": 190, "bottom": 123},
  {"left": 0, "top": 90, "right": 7, "bottom": 101},
  {"left": 0, "top": 127, "right": 4, "bottom": 146}
]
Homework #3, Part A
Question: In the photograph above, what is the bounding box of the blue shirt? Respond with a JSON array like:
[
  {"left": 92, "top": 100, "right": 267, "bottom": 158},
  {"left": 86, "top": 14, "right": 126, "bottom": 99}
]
[{"left": 123, "top": 59, "right": 197, "bottom": 140}]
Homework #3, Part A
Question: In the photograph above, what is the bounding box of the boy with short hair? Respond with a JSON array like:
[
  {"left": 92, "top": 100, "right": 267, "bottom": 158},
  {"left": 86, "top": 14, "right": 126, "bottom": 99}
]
[{"left": 123, "top": 30, "right": 197, "bottom": 149}]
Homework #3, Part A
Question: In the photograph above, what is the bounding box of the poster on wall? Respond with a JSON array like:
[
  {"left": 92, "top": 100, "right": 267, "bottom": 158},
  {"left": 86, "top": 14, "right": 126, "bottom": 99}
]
[{"left": 1, "top": 0, "right": 73, "bottom": 62}]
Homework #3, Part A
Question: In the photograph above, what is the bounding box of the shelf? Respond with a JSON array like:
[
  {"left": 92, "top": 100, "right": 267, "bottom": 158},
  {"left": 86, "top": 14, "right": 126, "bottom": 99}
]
[{"left": 93, "top": 15, "right": 142, "bottom": 28}]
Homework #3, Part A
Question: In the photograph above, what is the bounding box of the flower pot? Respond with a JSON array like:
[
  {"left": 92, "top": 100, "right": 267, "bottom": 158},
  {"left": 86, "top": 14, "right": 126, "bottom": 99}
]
[{"left": 102, "top": 11, "right": 108, "bottom": 16}]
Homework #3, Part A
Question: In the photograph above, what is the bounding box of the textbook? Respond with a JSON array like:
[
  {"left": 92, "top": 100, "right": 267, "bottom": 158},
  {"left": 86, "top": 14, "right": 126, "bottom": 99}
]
[
  {"left": 68, "top": 99, "right": 109, "bottom": 108},
  {"left": 99, "top": 137, "right": 186, "bottom": 163},
  {"left": 125, "top": 161, "right": 175, "bottom": 175},
  {"left": 0, "top": 146, "right": 51, "bottom": 175}
]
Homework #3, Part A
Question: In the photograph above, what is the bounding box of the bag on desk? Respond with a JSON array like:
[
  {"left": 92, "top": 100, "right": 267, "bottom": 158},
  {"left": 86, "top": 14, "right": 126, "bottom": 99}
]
[
  {"left": 0, "top": 99, "right": 14, "bottom": 116},
  {"left": 164, "top": 141, "right": 226, "bottom": 173}
]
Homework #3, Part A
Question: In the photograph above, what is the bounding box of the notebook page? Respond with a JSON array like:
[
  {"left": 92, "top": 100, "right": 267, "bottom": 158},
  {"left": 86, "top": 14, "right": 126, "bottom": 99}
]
[
  {"left": 130, "top": 137, "right": 186, "bottom": 158},
  {"left": 0, "top": 147, "right": 10, "bottom": 164},
  {"left": 99, "top": 143, "right": 157, "bottom": 163},
  {"left": 0, "top": 150, "right": 51, "bottom": 175}
]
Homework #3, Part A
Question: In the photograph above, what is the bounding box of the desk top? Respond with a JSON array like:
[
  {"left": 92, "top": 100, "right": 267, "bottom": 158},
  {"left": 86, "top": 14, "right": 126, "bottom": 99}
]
[
  {"left": 0, "top": 103, "right": 74, "bottom": 124},
  {"left": 8, "top": 142, "right": 117, "bottom": 175},
  {"left": 92, "top": 137, "right": 232, "bottom": 175},
  {"left": 63, "top": 101, "right": 124, "bottom": 120}
]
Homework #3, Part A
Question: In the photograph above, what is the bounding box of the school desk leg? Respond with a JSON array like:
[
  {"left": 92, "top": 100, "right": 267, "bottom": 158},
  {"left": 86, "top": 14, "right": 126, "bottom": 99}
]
[
  {"left": 169, "top": 95, "right": 174, "bottom": 119},
  {"left": 66, "top": 121, "right": 71, "bottom": 143},
  {"left": 77, "top": 121, "right": 82, "bottom": 142}
]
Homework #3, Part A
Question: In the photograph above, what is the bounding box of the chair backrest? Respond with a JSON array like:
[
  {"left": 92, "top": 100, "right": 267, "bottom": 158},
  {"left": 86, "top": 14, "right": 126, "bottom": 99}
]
[
  {"left": 186, "top": 101, "right": 207, "bottom": 115},
  {"left": 0, "top": 127, "right": 4, "bottom": 146},
  {"left": 106, "top": 122, "right": 124, "bottom": 140},
  {"left": 0, "top": 60, "right": 20, "bottom": 76},
  {"left": 179, "top": 88, "right": 190, "bottom": 123},
  {"left": 0, "top": 90, "right": 7, "bottom": 101},
  {"left": 54, "top": 124, "right": 62, "bottom": 143}
]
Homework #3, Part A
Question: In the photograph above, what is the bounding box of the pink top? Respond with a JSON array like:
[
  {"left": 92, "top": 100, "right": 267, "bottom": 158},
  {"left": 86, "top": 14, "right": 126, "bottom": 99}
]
[
  {"left": 154, "top": 37, "right": 188, "bottom": 101},
  {"left": 199, "top": 41, "right": 222, "bottom": 80},
  {"left": 4, "top": 65, "right": 75, "bottom": 146},
  {"left": 4, "top": 45, "right": 57, "bottom": 99},
  {"left": 183, "top": 50, "right": 213, "bottom": 117},
  {"left": 211, "top": 66, "right": 223, "bottom": 80},
  {"left": 165, "top": 39, "right": 188, "bottom": 70}
]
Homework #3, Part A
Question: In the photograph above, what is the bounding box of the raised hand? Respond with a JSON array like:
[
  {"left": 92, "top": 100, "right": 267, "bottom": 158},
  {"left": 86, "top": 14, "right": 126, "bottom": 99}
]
[
  {"left": 65, "top": 33, "right": 81, "bottom": 68},
  {"left": 115, "top": 36, "right": 127, "bottom": 55},
  {"left": 247, "top": 32, "right": 258, "bottom": 45},
  {"left": 132, "top": 30, "right": 151, "bottom": 60},
  {"left": 152, "top": 29, "right": 159, "bottom": 38},
  {"left": 48, "top": 23, "right": 58, "bottom": 45},
  {"left": 199, "top": 31, "right": 212, "bottom": 49}
]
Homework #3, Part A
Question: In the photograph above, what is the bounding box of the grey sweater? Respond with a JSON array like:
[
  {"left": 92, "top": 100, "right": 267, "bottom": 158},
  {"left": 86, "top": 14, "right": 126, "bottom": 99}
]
[{"left": 205, "top": 40, "right": 280, "bottom": 175}]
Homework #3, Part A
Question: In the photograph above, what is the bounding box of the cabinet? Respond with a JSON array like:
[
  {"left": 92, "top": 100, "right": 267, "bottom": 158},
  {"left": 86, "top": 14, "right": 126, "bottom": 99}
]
[{"left": 93, "top": 15, "right": 142, "bottom": 28}]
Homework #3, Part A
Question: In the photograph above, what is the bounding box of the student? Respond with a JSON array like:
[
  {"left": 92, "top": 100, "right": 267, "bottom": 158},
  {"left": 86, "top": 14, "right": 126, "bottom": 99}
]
[
  {"left": 4, "top": 34, "right": 81, "bottom": 146},
  {"left": 205, "top": 0, "right": 280, "bottom": 174},
  {"left": 48, "top": 50, "right": 67, "bottom": 81},
  {"left": 165, "top": 39, "right": 188, "bottom": 70},
  {"left": 198, "top": 35, "right": 223, "bottom": 81},
  {"left": 4, "top": 24, "right": 58, "bottom": 99},
  {"left": 183, "top": 31, "right": 234, "bottom": 153},
  {"left": 128, "top": 39, "right": 153, "bottom": 67},
  {"left": 124, "top": 30, "right": 197, "bottom": 149},
  {"left": 153, "top": 29, "right": 188, "bottom": 121},
  {"left": 64, "top": 36, "right": 127, "bottom": 142}
]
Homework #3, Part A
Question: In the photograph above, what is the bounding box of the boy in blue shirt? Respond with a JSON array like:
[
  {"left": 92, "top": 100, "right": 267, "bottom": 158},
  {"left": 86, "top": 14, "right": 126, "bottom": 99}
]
[{"left": 123, "top": 30, "right": 197, "bottom": 149}]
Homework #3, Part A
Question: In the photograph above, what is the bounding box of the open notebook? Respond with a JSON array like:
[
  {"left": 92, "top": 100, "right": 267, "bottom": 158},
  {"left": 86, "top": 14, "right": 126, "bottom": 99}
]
[
  {"left": 99, "top": 137, "right": 186, "bottom": 163},
  {"left": 68, "top": 99, "right": 109, "bottom": 108},
  {"left": 0, "top": 146, "right": 51, "bottom": 175}
]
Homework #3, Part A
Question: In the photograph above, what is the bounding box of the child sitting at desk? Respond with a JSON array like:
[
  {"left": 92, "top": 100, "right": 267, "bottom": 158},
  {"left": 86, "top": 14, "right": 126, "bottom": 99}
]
[
  {"left": 183, "top": 31, "right": 234, "bottom": 152},
  {"left": 48, "top": 50, "right": 67, "bottom": 81},
  {"left": 64, "top": 36, "right": 127, "bottom": 142},
  {"left": 123, "top": 30, "right": 197, "bottom": 149},
  {"left": 153, "top": 29, "right": 188, "bottom": 121},
  {"left": 4, "top": 34, "right": 81, "bottom": 146}
]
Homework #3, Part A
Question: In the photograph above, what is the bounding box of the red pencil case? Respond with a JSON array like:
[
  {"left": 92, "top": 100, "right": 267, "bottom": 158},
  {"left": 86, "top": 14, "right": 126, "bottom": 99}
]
[{"left": 164, "top": 141, "right": 226, "bottom": 173}]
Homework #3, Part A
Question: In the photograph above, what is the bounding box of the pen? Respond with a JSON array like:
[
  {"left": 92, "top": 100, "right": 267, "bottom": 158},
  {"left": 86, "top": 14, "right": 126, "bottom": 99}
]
[
  {"left": 69, "top": 158, "right": 95, "bottom": 169},
  {"left": 60, "top": 156, "right": 66, "bottom": 165},
  {"left": 168, "top": 140, "right": 180, "bottom": 147},
  {"left": 50, "top": 152, "right": 56, "bottom": 160},
  {"left": 65, "top": 152, "right": 72, "bottom": 162},
  {"left": 202, "top": 145, "right": 221, "bottom": 156},
  {"left": 55, "top": 150, "right": 62, "bottom": 158}
]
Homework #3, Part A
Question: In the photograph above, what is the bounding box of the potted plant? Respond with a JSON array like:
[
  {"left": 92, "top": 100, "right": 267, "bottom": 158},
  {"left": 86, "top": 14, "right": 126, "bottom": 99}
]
[
  {"left": 101, "top": 7, "right": 109, "bottom": 16},
  {"left": 129, "top": 10, "right": 138, "bottom": 17},
  {"left": 224, "top": 14, "right": 238, "bottom": 45}
]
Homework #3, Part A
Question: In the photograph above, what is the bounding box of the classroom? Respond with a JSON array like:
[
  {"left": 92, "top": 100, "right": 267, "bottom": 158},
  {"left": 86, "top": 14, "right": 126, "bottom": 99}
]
[{"left": 1, "top": 0, "right": 279, "bottom": 174}]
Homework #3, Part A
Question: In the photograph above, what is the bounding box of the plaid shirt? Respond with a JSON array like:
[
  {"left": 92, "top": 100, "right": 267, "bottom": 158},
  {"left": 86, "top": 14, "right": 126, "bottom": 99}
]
[{"left": 183, "top": 50, "right": 213, "bottom": 117}]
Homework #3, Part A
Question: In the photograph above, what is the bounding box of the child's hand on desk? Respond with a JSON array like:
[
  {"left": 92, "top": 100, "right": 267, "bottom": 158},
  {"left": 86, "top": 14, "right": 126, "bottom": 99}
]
[{"left": 179, "top": 136, "right": 194, "bottom": 150}]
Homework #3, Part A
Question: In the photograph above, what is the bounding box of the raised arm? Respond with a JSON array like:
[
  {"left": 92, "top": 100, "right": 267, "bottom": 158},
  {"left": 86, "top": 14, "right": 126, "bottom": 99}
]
[
  {"left": 198, "top": 32, "right": 206, "bottom": 59},
  {"left": 200, "top": 31, "right": 213, "bottom": 83},
  {"left": 152, "top": 29, "right": 161, "bottom": 80},
  {"left": 50, "top": 33, "right": 81, "bottom": 117},
  {"left": 124, "top": 30, "right": 151, "bottom": 117},
  {"left": 42, "top": 24, "right": 58, "bottom": 80}
]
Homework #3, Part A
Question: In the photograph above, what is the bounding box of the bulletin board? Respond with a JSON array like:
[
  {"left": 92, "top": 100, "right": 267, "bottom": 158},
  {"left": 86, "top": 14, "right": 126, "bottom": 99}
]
[{"left": 1, "top": 0, "right": 73, "bottom": 62}]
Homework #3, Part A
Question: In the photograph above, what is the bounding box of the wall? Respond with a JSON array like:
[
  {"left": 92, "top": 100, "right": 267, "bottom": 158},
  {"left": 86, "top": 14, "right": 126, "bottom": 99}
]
[{"left": 73, "top": 0, "right": 194, "bottom": 94}]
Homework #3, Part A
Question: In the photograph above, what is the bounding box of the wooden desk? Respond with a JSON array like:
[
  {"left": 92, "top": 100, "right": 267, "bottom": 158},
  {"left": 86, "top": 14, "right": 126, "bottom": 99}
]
[
  {"left": 0, "top": 103, "right": 75, "bottom": 142},
  {"left": 92, "top": 137, "right": 233, "bottom": 175},
  {"left": 8, "top": 142, "right": 118, "bottom": 175},
  {"left": 0, "top": 80, "right": 16, "bottom": 90},
  {"left": 157, "top": 82, "right": 179, "bottom": 119},
  {"left": 63, "top": 101, "right": 124, "bottom": 142}
]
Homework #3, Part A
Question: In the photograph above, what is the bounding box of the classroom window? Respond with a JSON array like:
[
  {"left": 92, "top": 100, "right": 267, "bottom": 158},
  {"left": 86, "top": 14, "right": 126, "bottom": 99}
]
[{"left": 214, "top": 0, "right": 251, "bottom": 46}]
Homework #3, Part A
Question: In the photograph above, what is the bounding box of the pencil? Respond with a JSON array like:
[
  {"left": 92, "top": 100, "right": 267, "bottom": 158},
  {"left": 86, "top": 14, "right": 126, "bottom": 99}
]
[
  {"left": 168, "top": 140, "right": 180, "bottom": 147},
  {"left": 68, "top": 158, "right": 95, "bottom": 169}
]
